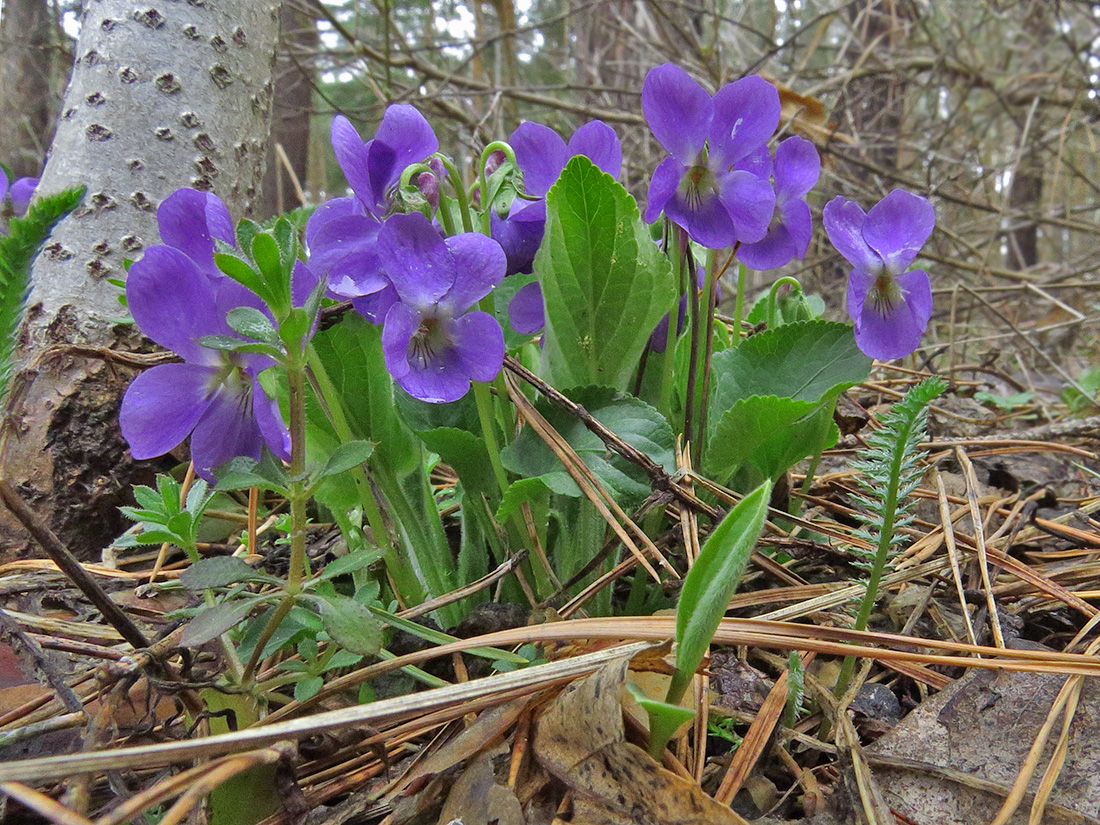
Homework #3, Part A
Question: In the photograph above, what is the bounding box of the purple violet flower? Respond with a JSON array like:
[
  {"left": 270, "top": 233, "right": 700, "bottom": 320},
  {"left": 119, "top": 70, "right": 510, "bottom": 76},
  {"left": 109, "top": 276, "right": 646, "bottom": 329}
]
[
  {"left": 737, "top": 136, "right": 820, "bottom": 270},
  {"left": 119, "top": 246, "right": 291, "bottom": 481},
  {"left": 306, "top": 105, "right": 439, "bottom": 306},
  {"left": 642, "top": 63, "right": 779, "bottom": 249},
  {"left": 378, "top": 213, "right": 506, "bottom": 403},
  {"left": 823, "top": 189, "right": 935, "bottom": 361},
  {"left": 492, "top": 119, "right": 622, "bottom": 277}
]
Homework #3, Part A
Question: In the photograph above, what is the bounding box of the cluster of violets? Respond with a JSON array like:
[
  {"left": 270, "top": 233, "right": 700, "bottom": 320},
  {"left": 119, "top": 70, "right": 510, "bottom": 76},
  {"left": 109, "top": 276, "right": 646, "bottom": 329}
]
[{"left": 120, "top": 63, "right": 936, "bottom": 477}]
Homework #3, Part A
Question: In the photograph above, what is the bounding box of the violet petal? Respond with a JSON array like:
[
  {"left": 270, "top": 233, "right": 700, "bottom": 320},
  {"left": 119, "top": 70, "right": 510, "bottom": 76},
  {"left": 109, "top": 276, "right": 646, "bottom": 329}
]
[
  {"left": 190, "top": 382, "right": 264, "bottom": 481},
  {"left": 568, "top": 121, "right": 622, "bottom": 179},
  {"left": 644, "top": 155, "right": 685, "bottom": 224},
  {"left": 305, "top": 196, "right": 360, "bottom": 247},
  {"left": 375, "top": 103, "right": 438, "bottom": 184},
  {"left": 862, "top": 189, "right": 935, "bottom": 274},
  {"left": 440, "top": 232, "right": 507, "bottom": 313},
  {"left": 708, "top": 75, "right": 780, "bottom": 169},
  {"left": 642, "top": 64, "right": 712, "bottom": 165},
  {"left": 716, "top": 169, "right": 776, "bottom": 244},
  {"left": 376, "top": 213, "right": 454, "bottom": 307},
  {"left": 119, "top": 363, "right": 217, "bottom": 459},
  {"left": 512, "top": 121, "right": 569, "bottom": 197},
  {"left": 508, "top": 280, "right": 545, "bottom": 335},
  {"left": 823, "top": 196, "right": 879, "bottom": 273},
  {"left": 8, "top": 177, "right": 37, "bottom": 216},
  {"left": 127, "top": 246, "right": 226, "bottom": 364},
  {"left": 774, "top": 136, "right": 820, "bottom": 199},
  {"left": 251, "top": 376, "right": 291, "bottom": 461},
  {"left": 490, "top": 198, "right": 546, "bottom": 276},
  {"left": 451, "top": 310, "right": 505, "bottom": 383},
  {"left": 330, "top": 116, "right": 374, "bottom": 208},
  {"left": 157, "top": 188, "right": 235, "bottom": 275}
]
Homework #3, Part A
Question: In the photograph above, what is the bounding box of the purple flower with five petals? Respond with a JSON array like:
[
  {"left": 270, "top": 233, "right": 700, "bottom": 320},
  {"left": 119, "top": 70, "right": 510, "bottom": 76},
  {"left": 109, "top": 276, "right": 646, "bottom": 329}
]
[
  {"left": 737, "top": 136, "right": 820, "bottom": 270},
  {"left": 823, "top": 189, "right": 935, "bottom": 361},
  {"left": 306, "top": 106, "right": 439, "bottom": 307},
  {"left": 378, "top": 213, "right": 506, "bottom": 403},
  {"left": 492, "top": 119, "right": 621, "bottom": 277},
  {"left": 642, "top": 63, "right": 779, "bottom": 249},
  {"left": 119, "top": 246, "right": 291, "bottom": 481}
]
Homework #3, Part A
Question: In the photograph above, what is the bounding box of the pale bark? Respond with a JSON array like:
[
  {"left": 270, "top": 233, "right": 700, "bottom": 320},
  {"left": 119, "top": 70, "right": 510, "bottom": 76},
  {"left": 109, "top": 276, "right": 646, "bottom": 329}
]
[{"left": 0, "top": 0, "right": 280, "bottom": 558}]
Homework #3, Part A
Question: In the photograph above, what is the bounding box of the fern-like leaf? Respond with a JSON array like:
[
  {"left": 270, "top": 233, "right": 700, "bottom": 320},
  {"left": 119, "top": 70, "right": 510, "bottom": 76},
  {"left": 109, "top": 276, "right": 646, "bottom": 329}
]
[
  {"left": 0, "top": 186, "right": 85, "bottom": 403},
  {"left": 835, "top": 376, "right": 946, "bottom": 697}
]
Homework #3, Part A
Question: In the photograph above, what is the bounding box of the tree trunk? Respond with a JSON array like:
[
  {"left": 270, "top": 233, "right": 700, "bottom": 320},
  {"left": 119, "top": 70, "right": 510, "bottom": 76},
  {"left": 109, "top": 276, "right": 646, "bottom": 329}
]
[
  {"left": 0, "top": 0, "right": 58, "bottom": 177},
  {"left": 0, "top": 0, "right": 280, "bottom": 559},
  {"left": 261, "top": 0, "right": 317, "bottom": 218}
]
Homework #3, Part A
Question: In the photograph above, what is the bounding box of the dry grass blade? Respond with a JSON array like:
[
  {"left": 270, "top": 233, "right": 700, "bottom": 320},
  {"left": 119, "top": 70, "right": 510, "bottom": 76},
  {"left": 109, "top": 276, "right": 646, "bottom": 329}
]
[
  {"left": 0, "top": 782, "right": 95, "bottom": 825},
  {"left": 935, "top": 469, "right": 980, "bottom": 647},
  {"left": 0, "top": 641, "right": 654, "bottom": 782},
  {"left": 504, "top": 370, "right": 676, "bottom": 581}
]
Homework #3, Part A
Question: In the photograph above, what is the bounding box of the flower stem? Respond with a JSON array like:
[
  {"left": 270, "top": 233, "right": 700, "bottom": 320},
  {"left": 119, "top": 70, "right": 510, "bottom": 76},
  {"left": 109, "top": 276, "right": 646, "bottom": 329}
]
[
  {"left": 473, "top": 380, "right": 510, "bottom": 499},
  {"left": 304, "top": 344, "right": 425, "bottom": 604},
  {"left": 766, "top": 276, "right": 802, "bottom": 328},
  {"left": 285, "top": 362, "right": 309, "bottom": 594},
  {"left": 476, "top": 140, "right": 518, "bottom": 235},
  {"left": 732, "top": 261, "right": 748, "bottom": 340},
  {"left": 657, "top": 225, "right": 685, "bottom": 420},
  {"left": 693, "top": 248, "right": 719, "bottom": 469},
  {"left": 436, "top": 155, "right": 474, "bottom": 234}
]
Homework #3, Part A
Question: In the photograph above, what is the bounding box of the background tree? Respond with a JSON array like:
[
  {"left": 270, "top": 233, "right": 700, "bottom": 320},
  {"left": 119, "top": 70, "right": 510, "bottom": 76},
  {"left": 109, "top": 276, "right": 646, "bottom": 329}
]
[
  {"left": 262, "top": 0, "right": 319, "bottom": 217},
  {"left": 0, "top": 0, "right": 64, "bottom": 178}
]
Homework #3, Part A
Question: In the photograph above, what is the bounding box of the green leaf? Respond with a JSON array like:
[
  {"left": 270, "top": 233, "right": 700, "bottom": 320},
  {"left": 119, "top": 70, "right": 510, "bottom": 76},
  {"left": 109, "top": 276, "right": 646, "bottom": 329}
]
[
  {"left": 316, "top": 595, "right": 383, "bottom": 656},
  {"left": 196, "top": 335, "right": 285, "bottom": 360},
  {"left": 179, "top": 556, "right": 278, "bottom": 590},
  {"left": 279, "top": 306, "right": 312, "bottom": 353},
  {"left": 417, "top": 427, "right": 497, "bottom": 499},
  {"left": 294, "top": 675, "right": 324, "bottom": 703},
  {"left": 127, "top": 529, "right": 184, "bottom": 546},
  {"left": 215, "top": 455, "right": 290, "bottom": 493},
  {"left": 251, "top": 231, "right": 282, "bottom": 284},
  {"left": 316, "top": 552, "right": 385, "bottom": 585},
  {"left": 395, "top": 385, "right": 482, "bottom": 433},
  {"left": 214, "top": 252, "right": 265, "bottom": 297},
  {"left": 227, "top": 307, "right": 279, "bottom": 344},
  {"left": 670, "top": 480, "right": 771, "bottom": 703},
  {"left": 181, "top": 598, "right": 264, "bottom": 647},
  {"left": 704, "top": 395, "right": 837, "bottom": 486},
  {"left": 708, "top": 320, "right": 871, "bottom": 437},
  {"left": 324, "top": 649, "right": 364, "bottom": 670},
  {"left": 318, "top": 440, "right": 375, "bottom": 480},
  {"left": 537, "top": 156, "right": 675, "bottom": 391},
  {"left": 366, "top": 604, "right": 529, "bottom": 664},
  {"left": 501, "top": 386, "right": 675, "bottom": 506},
  {"left": 184, "top": 479, "right": 212, "bottom": 513},
  {"left": 130, "top": 484, "right": 163, "bottom": 514},
  {"left": 495, "top": 476, "right": 551, "bottom": 523}
]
